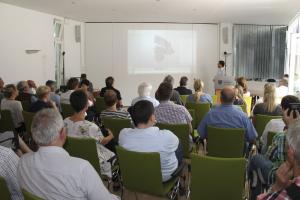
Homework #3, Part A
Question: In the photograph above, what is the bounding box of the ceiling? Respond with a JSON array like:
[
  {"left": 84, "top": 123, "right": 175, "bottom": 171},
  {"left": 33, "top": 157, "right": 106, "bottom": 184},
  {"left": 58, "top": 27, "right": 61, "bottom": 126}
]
[{"left": 1, "top": 0, "right": 300, "bottom": 25}]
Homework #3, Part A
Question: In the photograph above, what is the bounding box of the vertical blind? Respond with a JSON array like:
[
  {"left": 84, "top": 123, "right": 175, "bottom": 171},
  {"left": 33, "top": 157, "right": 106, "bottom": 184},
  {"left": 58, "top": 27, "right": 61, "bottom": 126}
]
[{"left": 233, "top": 24, "right": 287, "bottom": 79}]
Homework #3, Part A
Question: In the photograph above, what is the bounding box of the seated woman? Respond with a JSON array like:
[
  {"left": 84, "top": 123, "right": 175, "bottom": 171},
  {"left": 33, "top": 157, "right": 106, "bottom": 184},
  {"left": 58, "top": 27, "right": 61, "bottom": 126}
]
[
  {"left": 253, "top": 83, "right": 282, "bottom": 117},
  {"left": 100, "top": 90, "right": 131, "bottom": 120},
  {"left": 29, "top": 86, "right": 57, "bottom": 113},
  {"left": 187, "top": 79, "right": 212, "bottom": 104},
  {"left": 131, "top": 82, "right": 159, "bottom": 107},
  {"left": 16, "top": 81, "right": 37, "bottom": 103},
  {"left": 100, "top": 76, "right": 123, "bottom": 108},
  {"left": 64, "top": 90, "right": 115, "bottom": 177},
  {"left": 233, "top": 85, "right": 246, "bottom": 105},
  {"left": 236, "top": 76, "right": 250, "bottom": 97},
  {"left": 80, "top": 79, "right": 97, "bottom": 122}
]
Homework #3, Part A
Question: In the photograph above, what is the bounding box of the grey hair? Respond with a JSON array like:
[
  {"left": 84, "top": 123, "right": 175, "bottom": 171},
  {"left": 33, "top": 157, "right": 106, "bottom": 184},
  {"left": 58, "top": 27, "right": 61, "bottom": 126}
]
[
  {"left": 163, "top": 75, "right": 174, "bottom": 85},
  {"left": 31, "top": 109, "right": 64, "bottom": 145},
  {"left": 286, "top": 119, "right": 300, "bottom": 165},
  {"left": 138, "top": 82, "right": 152, "bottom": 97}
]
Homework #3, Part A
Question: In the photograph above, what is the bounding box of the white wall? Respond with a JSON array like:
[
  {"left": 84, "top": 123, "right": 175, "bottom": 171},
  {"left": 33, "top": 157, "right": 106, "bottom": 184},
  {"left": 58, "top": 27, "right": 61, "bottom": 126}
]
[
  {"left": 85, "top": 23, "right": 219, "bottom": 105},
  {"left": 0, "top": 2, "right": 83, "bottom": 85}
]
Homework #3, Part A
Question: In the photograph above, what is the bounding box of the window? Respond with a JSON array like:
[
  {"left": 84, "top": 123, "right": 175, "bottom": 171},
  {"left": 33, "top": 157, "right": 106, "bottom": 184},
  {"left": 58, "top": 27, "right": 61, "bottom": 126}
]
[{"left": 54, "top": 19, "right": 64, "bottom": 87}]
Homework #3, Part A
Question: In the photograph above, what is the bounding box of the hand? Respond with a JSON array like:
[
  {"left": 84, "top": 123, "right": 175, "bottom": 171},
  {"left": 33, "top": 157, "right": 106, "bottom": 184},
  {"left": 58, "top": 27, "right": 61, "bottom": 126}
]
[
  {"left": 272, "top": 162, "right": 293, "bottom": 192},
  {"left": 107, "top": 129, "right": 114, "bottom": 138},
  {"left": 283, "top": 109, "right": 300, "bottom": 126}
]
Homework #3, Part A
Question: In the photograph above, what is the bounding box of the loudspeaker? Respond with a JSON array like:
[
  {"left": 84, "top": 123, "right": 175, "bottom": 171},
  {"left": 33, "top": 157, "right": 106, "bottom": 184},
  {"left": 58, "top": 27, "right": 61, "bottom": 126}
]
[
  {"left": 222, "top": 26, "right": 229, "bottom": 44},
  {"left": 75, "top": 25, "right": 81, "bottom": 43}
]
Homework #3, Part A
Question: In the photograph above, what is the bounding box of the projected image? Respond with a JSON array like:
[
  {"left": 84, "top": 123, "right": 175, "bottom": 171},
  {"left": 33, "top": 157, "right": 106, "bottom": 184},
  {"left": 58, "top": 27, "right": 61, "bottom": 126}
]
[{"left": 128, "top": 30, "right": 195, "bottom": 74}]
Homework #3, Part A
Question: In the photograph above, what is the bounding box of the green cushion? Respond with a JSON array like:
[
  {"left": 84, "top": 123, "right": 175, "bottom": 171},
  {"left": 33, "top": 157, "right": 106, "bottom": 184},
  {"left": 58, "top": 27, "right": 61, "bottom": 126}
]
[
  {"left": 95, "top": 97, "right": 106, "bottom": 114},
  {"left": 22, "top": 111, "right": 35, "bottom": 137},
  {"left": 0, "top": 176, "right": 11, "bottom": 200},
  {"left": 102, "top": 117, "right": 131, "bottom": 143},
  {"left": 186, "top": 103, "right": 210, "bottom": 129},
  {"left": 22, "top": 189, "right": 43, "bottom": 200},
  {"left": 254, "top": 115, "right": 282, "bottom": 138},
  {"left": 61, "top": 103, "right": 75, "bottom": 119},
  {"left": 0, "top": 110, "right": 15, "bottom": 132}
]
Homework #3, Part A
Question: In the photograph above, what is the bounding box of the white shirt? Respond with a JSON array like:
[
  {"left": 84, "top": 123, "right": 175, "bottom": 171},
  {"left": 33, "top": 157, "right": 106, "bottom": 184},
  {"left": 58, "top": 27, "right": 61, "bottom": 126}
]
[
  {"left": 275, "top": 86, "right": 289, "bottom": 104},
  {"left": 131, "top": 96, "right": 160, "bottom": 107},
  {"left": 17, "top": 146, "right": 119, "bottom": 200},
  {"left": 60, "top": 90, "right": 74, "bottom": 104},
  {"left": 119, "top": 127, "right": 179, "bottom": 182},
  {"left": 260, "top": 118, "right": 285, "bottom": 153},
  {"left": 0, "top": 146, "right": 23, "bottom": 200}
]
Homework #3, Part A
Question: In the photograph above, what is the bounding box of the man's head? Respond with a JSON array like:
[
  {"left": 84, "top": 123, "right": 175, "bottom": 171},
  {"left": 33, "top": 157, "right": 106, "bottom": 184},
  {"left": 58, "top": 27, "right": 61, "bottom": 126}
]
[
  {"left": 31, "top": 109, "right": 66, "bottom": 147},
  {"left": 218, "top": 60, "right": 225, "bottom": 69},
  {"left": 163, "top": 75, "right": 174, "bottom": 86},
  {"left": 104, "top": 90, "right": 118, "bottom": 107},
  {"left": 17, "top": 81, "right": 29, "bottom": 93},
  {"left": 279, "top": 78, "right": 288, "bottom": 87},
  {"left": 3, "top": 84, "right": 18, "bottom": 99},
  {"left": 66, "top": 78, "right": 79, "bottom": 90},
  {"left": 80, "top": 73, "right": 87, "bottom": 80},
  {"left": 36, "top": 86, "right": 51, "bottom": 100},
  {"left": 70, "top": 90, "right": 89, "bottom": 113},
  {"left": 128, "top": 100, "right": 155, "bottom": 127},
  {"left": 286, "top": 120, "right": 300, "bottom": 166},
  {"left": 27, "top": 80, "right": 36, "bottom": 89},
  {"left": 80, "top": 79, "right": 90, "bottom": 91},
  {"left": 220, "top": 87, "right": 235, "bottom": 104},
  {"left": 156, "top": 82, "right": 173, "bottom": 102},
  {"left": 45, "top": 80, "right": 56, "bottom": 92},
  {"left": 105, "top": 76, "right": 114, "bottom": 87},
  {"left": 281, "top": 95, "right": 300, "bottom": 125},
  {"left": 138, "top": 82, "right": 152, "bottom": 97},
  {"left": 179, "top": 76, "right": 188, "bottom": 87}
]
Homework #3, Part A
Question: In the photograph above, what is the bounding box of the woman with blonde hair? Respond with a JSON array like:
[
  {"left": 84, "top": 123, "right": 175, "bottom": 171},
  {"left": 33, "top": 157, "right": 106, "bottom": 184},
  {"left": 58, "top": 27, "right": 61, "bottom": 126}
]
[
  {"left": 253, "top": 83, "right": 282, "bottom": 116},
  {"left": 187, "top": 79, "right": 212, "bottom": 104},
  {"left": 236, "top": 77, "right": 250, "bottom": 97}
]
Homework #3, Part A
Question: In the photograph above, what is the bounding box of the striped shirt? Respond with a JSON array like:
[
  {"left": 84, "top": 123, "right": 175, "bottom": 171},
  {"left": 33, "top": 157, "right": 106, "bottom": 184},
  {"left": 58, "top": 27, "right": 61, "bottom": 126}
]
[
  {"left": 0, "top": 146, "right": 23, "bottom": 200},
  {"left": 100, "top": 110, "right": 131, "bottom": 120}
]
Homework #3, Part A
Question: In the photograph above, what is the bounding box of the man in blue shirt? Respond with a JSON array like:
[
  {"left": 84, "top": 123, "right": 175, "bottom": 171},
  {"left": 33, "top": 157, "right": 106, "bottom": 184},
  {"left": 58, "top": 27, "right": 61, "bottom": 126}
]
[{"left": 198, "top": 87, "right": 257, "bottom": 143}]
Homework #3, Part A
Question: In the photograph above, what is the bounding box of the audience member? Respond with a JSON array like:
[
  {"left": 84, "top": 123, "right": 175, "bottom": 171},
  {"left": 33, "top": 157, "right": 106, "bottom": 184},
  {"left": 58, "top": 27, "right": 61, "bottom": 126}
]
[
  {"left": 29, "top": 86, "right": 57, "bottom": 113},
  {"left": 187, "top": 79, "right": 212, "bottom": 104},
  {"left": 131, "top": 82, "right": 159, "bottom": 107},
  {"left": 161, "top": 75, "right": 183, "bottom": 105},
  {"left": 0, "top": 77, "right": 5, "bottom": 102},
  {"left": 17, "top": 109, "right": 119, "bottom": 199},
  {"left": 64, "top": 90, "right": 115, "bottom": 177},
  {"left": 119, "top": 100, "right": 180, "bottom": 182},
  {"left": 248, "top": 96, "right": 299, "bottom": 200},
  {"left": 45, "top": 80, "right": 61, "bottom": 111},
  {"left": 233, "top": 85, "right": 246, "bottom": 106},
  {"left": 16, "top": 81, "right": 36, "bottom": 102},
  {"left": 175, "top": 76, "right": 192, "bottom": 95},
  {"left": 100, "top": 76, "right": 123, "bottom": 108},
  {"left": 198, "top": 87, "right": 257, "bottom": 144},
  {"left": 60, "top": 78, "right": 79, "bottom": 104},
  {"left": 80, "top": 79, "right": 97, "bottom": 122},
  {"left": 0, "top": 146, "right": 23, "bottom": 200},
  {"left": 27, "top": 80, "right": 37, "bottom": 95},
  {"left": 236, "top": 76, "right": 250, "bottom": 97},
  {"left": 80, "top": 73, "right": 94, "bottom": 93},
  {"left": 253, "top": 83, "right": 282, "bottom": 116},
  {"left": 101, "top": 90, "right": 131, "bottom": 120}
]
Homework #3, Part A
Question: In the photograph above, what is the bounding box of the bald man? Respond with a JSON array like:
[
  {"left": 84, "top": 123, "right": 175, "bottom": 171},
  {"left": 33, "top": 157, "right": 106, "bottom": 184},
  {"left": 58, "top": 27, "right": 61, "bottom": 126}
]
[{"left": 198, "top": 87, "right": 257, "bottom": 143}]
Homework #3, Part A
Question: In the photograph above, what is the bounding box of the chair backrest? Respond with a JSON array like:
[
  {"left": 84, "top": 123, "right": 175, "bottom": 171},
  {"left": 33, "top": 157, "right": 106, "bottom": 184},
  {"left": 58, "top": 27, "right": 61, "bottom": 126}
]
[
  {"left": 0, "top": 110, "right": 15, "bottom": 132},
  {"left": 244, "top": 96, "right": 252, "bottom": 116},
  {"left": 22, "top": 189, "right": 43, "bottom": 200},
  {"left": 207, "top": 126, "right": 245, "bottom": 158},
  {"left": 22, "top": 111, "right": 35, "bottom": 137},
  {"left": 254, "top": 115, "right": 282, "bottom": 138},
  {"left": 61, "top": 103, "right": 75, "bottom": 119},
  {"left": 191, "top": 155, "right": 246, "bottom": 200},
  {"left": 186, "top": 103, "right": 210, "bottom": 128},
  {"left": 63, "top": 137, "right": 101, "bottom": 176},
  {"left": 156, "top": 123, "right": 190, "bottom": 159},
  {"left": 180, "top": 95, "right": 189, "bottom": 105},
  {"left": 238, "top": 104, "right": 247, "bottom": 114},
  {"left": 102, "top": 117, "right": 131, "bottom": 143},
  {"left": 21, "top": 101, "right": 31, "bottom": 112},
  {"left": 0, "top": 176, "right": 11, "bottom": 200},
  {"left": 267, "top": 131, "right": 278, "bottom": 147},
  {"left": 212, "top": 95, "right": 218, "bottom": 105},
  {"left": 95, "top": 97, "right": 106, "bottom": 114},
  {"left": 116, "top": 146, "right": 165, "bottom": 196},
  {"left": 187, "top": 109, "right": 196, "bottom": 129}
]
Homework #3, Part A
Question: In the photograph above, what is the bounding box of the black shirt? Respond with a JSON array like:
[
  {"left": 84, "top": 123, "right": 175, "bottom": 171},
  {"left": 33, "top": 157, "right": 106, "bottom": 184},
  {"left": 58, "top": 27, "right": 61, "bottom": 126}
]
[
  {"left": 174, "top": 86, "right": 192, "bottom": 95},
  {"left": 99, "top": 86, "right": 122, "bottom": 100},
  {"left": 29, "top": 100, "right": 52, "bottom": 113}
]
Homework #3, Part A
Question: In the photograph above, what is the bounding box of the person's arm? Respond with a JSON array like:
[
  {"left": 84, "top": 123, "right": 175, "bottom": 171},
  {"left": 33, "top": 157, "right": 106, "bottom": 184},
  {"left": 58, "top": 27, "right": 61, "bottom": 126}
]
[
  {"left": 270, "top": 162, "right": 293, "bottom": 193},
  {"left": 100, "top": 129, "right": 114, "bottom": 145},
  {"left": 90, "top": 125, "right": 114, "bottom": 145},
  {"left": 244, "top": 116, "right": 257, "bottom": 143},
  {"left": 18, "top": 136, "right": 32, "bottom": 154}
]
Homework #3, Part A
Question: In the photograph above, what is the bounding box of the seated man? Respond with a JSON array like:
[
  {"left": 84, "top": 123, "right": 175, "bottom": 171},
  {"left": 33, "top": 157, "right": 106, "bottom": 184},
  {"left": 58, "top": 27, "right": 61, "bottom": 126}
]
[
  {"left": 160, "top": 75, "right": 183, "bottom": 105},
  {"left": 100, "top": 76, "right": 123, "bottom": 108},
  {"left": 60, "top": 78, "right": 79, "bottom": 104},
  {"left": 198, "top": 87, "right": 257, "bottom": 143},
  {"left": 17, "top": 109, "right": 119, "bottom": 200},
  {"left": 131, "top": 82, "right": 159, "bottom": 107},
  {"left": 257, "top": 119, "right": 300, "bottom": 200},
  {"left": 175, "top": 76, "right": 192, "bottom": 95},
  {"left": 0, "top": 146, "right": 23, "bottom": 200},
  {"left": 248, "top": 95, "right": 299, "bottom": 200},
  {"left": 119, "top": 100, "right": 179, "bottom": 182}
]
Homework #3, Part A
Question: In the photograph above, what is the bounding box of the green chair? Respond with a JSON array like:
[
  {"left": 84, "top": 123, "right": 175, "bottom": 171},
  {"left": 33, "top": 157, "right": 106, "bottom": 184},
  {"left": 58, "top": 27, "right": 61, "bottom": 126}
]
[
  {"left": 61, "top": 103, "right": 75, "bottom": 119},
  {"left": 157, "top": 123, "right": 190, "bottom": 159},
  {"left": 22, "top": 111, "right": 35, "bottom": 136},
  {"left": 267, "top": 131, "right": 278, "bottom": 147},
  {"left": 116, "top": 146, "right": 180, "bottom": 199},
  {"left": 191, "top": 155, "right": 246, "bottom": 200},
  {"left": 180, "top": 95, "right": 189, "bottom": 105},
  {"left": 0, "top": 176, "right": 11, "bottom": 200},
  {"left": 21, "top": 101, "right": 31, "bottom": 112},
  {"left": 101, "top": 117, "right": 131, "bottom": 143},
  {"left": 238, "top": 104, "right": 247, "bottom": 114},
  {"left": 95, "top": 97, "right": 106, "bottom": 114},
  {"left": 254, "top": 115, "right": 282, "bottom": 138},
  {"left": 22, "top": 189, "right": 43, "bottom": 200},
  {"left": 186, "top": 103, "right": 210, "bottom": 129},
  {"left": 64, "top": 137, "right": 101, "bottom": 176},
  {"left": 0, "top": 110, "right": 15, "bottom": 132},
  {"left": 207, "top": 126, "right": 245, "bottom": 158},
  {"left": 212, "top": 95, "right": 218, "bottom": 105}
]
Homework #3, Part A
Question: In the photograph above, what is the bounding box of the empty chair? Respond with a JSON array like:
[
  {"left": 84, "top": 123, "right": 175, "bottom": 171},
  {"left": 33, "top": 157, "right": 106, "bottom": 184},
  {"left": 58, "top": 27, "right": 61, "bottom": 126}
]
[
  {"left": 102, "top": 117, "right": 131, "bottom": 143},
  {"left": 185, "top": 102, "right": 210, "bottom": 128},
  {"left": 191, "top": 154, "right": 246, "bottom": 200},
  {"left": 116, "top": 146, "right": 180, "bottom": 199},
  {"left": 61, "top": 103, "right": 75, "bottom": 119},
  {"left": 207, "top": 126, "right": 245, "bottom": 158},
  {"left": 22, "top": 189, "right": 43, "bottom": 200},
  {"left": 254, "top": 115, "right": 282, "bottom": 138},
  {"left": 0, "top": 176, "right": 11, "bottom": 200}
]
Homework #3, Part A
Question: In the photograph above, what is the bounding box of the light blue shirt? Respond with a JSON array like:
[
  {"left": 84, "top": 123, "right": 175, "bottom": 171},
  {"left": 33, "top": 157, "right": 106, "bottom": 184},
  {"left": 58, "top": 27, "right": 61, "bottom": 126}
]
[
  {"left": 187, "top": 93, "right": 212, "bottom": 104},
  {"left": 198, "top": 104, "right": 257, "bottom": 142},
  {"left": 131, "top": 96, "right": 160, "bottom": 107},
  {"left": 119, "top": 127, "right": 179, "bottom": 182}
]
